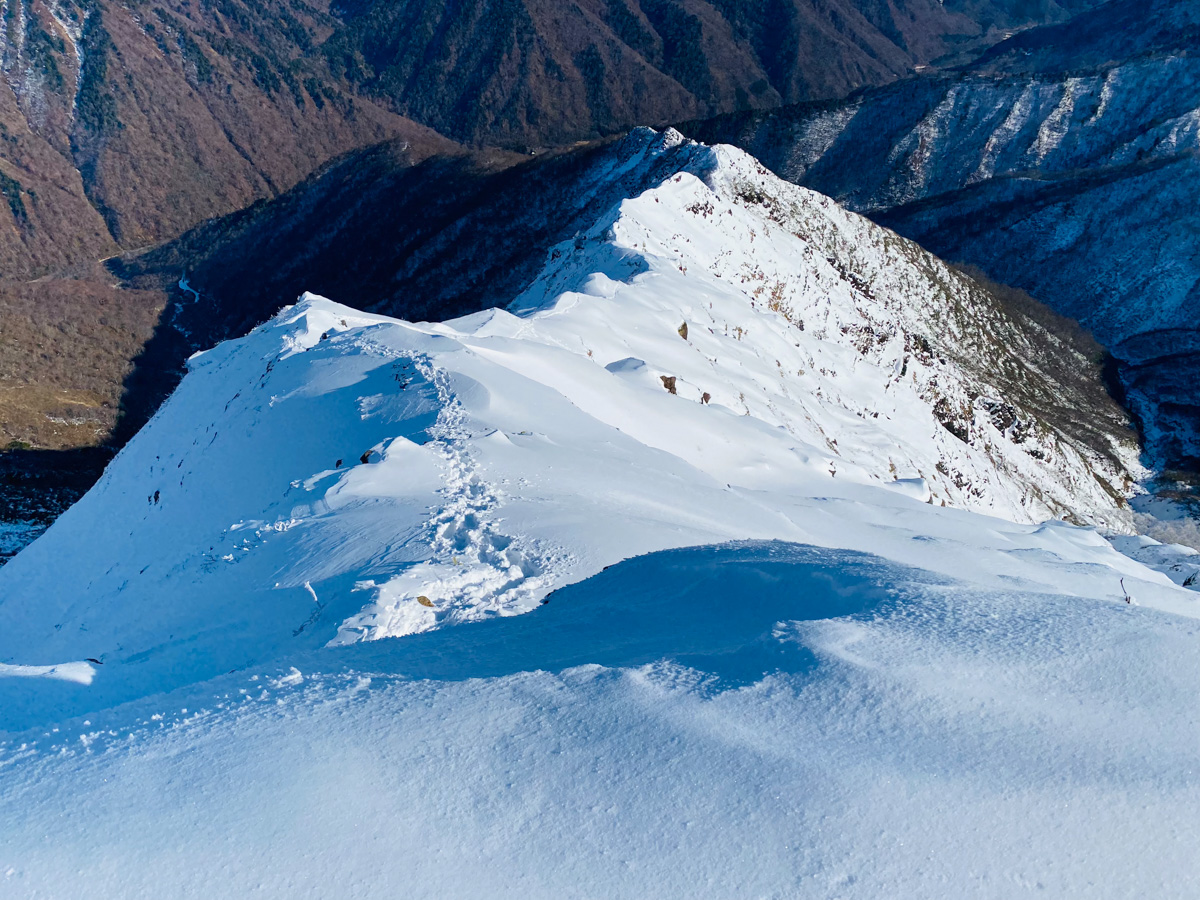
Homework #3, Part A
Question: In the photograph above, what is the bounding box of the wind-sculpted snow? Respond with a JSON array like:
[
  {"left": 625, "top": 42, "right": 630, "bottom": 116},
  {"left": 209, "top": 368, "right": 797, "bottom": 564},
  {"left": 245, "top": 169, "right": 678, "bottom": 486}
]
[
  {"left": 0, "top": 129, "right": 1195, "bottom": 897},
  {"left": 2, "top": 541, "right": 1199, "bottom": 897}
]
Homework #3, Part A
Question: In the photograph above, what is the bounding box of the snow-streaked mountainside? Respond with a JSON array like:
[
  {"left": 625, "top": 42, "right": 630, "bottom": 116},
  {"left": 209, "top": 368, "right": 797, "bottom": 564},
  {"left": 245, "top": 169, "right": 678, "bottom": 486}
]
[
  {"left": 696, "top": 62, "right": 1200, "bottom": 341},
  {"left": 683, "top": 0, "right": 1200, "bottom": 469},
  {"left": 3, "top": 129, "right": 1198, "bottom": 896}
]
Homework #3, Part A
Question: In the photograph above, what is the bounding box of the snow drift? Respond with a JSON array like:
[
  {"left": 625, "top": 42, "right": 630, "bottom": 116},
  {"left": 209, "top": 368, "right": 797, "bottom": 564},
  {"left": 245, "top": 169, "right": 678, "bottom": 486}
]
[{"left": 3, "top": 537, "right": 1200, "bottom": 897}]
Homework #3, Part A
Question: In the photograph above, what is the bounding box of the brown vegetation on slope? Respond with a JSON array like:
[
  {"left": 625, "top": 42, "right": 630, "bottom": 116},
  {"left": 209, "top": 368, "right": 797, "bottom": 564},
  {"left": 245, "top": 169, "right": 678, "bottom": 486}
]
[
  {"left": 0, "top": 0, "right": 1105, "bottom": 285},
  {"left": 321, "top": 0, "right": 1098, "bottom": 148},
  {"left": 0, "top": 0, "right": 456, "bottom": 280},
  {"left": 0, "top": 275, "right": 165, "bottom": 449}
]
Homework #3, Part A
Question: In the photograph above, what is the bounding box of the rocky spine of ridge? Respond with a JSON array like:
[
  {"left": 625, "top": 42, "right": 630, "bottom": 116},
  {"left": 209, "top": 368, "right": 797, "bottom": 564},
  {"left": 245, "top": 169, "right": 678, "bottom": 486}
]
[
  {"left": 527, "top": 129, "right": 1141, "bottom": 525},
  {"left": 681, "top": 0, "right": 1200, "bottom": 469}
]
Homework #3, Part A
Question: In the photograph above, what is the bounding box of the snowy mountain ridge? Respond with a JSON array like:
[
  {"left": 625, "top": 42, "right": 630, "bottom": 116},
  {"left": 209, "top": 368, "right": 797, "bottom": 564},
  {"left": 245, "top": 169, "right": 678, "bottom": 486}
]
[
  {"left": 508, "top": 130, "right": 1141, "bottom": 526},
  {"left": 0, "top": 129, "right": 1158, "bottom": 723},
  {"left": 683, "top": 0, "right": 1200, "bottom": 468},
  {"left": 6, "top": 129, "right": 1200, "bottom": 899}
]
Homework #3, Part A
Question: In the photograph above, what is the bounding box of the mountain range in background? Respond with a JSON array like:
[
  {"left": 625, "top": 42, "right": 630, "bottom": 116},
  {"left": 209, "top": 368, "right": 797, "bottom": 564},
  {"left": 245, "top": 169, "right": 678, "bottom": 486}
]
[
  {"left": 0, "top": 0, "right": 1101, "bottom": 279},
  {"left": 684, "top": 0, "right": 1200, "bottom": 471}
]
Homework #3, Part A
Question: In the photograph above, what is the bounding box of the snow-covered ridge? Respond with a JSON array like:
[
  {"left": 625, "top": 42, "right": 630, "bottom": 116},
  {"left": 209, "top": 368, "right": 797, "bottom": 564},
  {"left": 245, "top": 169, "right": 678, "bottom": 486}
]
[
  {"left": 0, "top": 130, "right": 1157, "bottom": 720},
  {"left": 510, "top": 129, "right": 1140, "bottom": 527},
  {"left": 688, "top": 45, "right": 1200, "bottom": 471}
]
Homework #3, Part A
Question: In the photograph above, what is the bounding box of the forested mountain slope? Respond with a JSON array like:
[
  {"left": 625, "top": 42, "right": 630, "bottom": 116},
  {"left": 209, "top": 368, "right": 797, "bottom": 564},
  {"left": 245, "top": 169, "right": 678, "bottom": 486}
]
[{"left": 0, "top": 0, "right": 1101, "bottom": 277}]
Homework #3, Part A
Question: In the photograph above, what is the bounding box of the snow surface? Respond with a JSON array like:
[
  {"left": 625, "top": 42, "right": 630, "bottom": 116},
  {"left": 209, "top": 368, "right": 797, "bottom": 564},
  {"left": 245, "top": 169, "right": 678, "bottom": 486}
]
[
  {"left": 708, "top": 56, "right": 1200, "bottom": 468},
  {"left": 1109, "top": 533, "right": 1200, "bottom": 589},
  {"left": 3, "top": 541, "right": 1200, "bottom": 897},
  {"left": 0, "top": 130, "right": 1196, "bottom": 896}
]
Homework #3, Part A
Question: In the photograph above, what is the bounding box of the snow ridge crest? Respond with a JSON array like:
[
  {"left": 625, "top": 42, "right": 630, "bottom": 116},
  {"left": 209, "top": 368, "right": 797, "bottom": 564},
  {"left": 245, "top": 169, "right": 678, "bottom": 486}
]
[{"left": 0, "top": 131, "right": 1146, "bottom": 716}]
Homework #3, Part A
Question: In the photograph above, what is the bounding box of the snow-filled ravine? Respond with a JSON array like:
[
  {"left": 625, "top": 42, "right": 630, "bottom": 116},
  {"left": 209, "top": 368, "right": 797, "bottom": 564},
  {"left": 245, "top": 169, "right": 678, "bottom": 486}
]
[{"left": 1, "top": 131, "right": 1198, "bottom": 896}]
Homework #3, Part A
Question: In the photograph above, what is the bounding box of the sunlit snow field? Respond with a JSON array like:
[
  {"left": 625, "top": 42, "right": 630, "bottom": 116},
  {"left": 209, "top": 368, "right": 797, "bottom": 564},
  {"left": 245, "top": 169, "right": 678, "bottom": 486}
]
[
  {"left": 4, "top": 541, "right": 1200, "bottom": 896},
  {"left": 2, "top": 131, "right": 1198, "bottom": 897}
]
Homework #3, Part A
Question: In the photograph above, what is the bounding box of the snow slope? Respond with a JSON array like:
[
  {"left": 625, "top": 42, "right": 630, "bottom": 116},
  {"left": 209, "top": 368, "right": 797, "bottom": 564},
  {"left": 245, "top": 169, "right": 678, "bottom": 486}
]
[
  {"left": 0, "top": 129, "right": 1151, "bottom": 716},
  {"left": 684, "top": 0, "right": 1200, "bottom": 468},
  {"left": 0, "top": 129, "right": 1195, "bottom": 896},
  {"left": 3, "top": 540, "right": 1200, "bottom": 897}
]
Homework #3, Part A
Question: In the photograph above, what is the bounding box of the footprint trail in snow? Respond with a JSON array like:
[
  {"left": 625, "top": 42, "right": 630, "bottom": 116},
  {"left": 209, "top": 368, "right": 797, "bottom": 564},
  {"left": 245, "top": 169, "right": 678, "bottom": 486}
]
[{"left": 332, "top": 356, "right": 560, "bottom": 644}]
